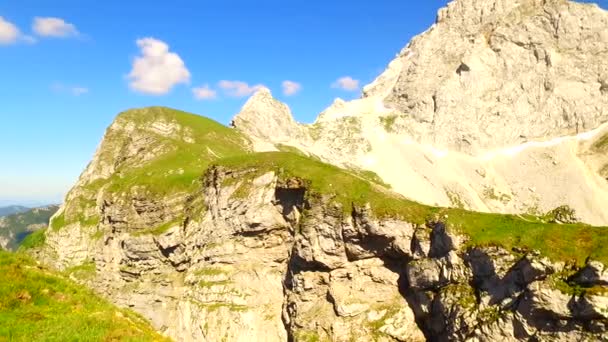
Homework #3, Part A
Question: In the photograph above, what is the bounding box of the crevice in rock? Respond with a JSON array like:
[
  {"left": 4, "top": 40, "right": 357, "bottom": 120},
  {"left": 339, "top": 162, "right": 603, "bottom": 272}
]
[{"left": 456, "top": 63, "right": 470, "bottom": 75}]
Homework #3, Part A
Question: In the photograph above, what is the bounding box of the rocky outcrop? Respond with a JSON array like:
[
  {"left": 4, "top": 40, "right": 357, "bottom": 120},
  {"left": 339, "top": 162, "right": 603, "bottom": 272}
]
[{"left": 231, "top": 88, "right": 307, "bottom": 151}]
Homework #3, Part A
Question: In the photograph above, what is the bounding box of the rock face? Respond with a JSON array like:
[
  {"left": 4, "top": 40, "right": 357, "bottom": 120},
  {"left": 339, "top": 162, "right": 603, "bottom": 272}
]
[
  {"left": 230, "top": 88, "right": 307, "bottom": 151},
  {"left": 373, "top": 0, "right": 608, "bottom": 153},
  {"left": 231, "top": 0, "right": 608, "bottom": 226}
]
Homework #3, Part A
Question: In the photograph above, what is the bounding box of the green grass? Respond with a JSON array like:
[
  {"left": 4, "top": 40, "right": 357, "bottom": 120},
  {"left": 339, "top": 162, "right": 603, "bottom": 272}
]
[
  {"left": 64, "top": 260, "right": 97, "bottom": 281},
  {"left": 49, "top": 213, "right": 66, "bottom": 232},
  {"left": 0, "top": 251, "right": 168, "bottom": 341},
  {"left": 18, "top": 229, "right": 47, "bottom": 251},
  {"left": 442, "top": 208, "right": 608, "bottom": 265},
  {"left": 104, "top": 107, "right": 250, "bottom": 196},
  {"left": 275, "top": 144, "right": 307, "bottom": 156}
]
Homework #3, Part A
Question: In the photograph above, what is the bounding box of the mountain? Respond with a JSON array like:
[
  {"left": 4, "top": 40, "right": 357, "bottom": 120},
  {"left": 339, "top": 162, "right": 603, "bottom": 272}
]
[
  {"left": 0, "top": 251, "right": 167, "bottom": 341},
  {"left": 232, "top": 0, "right": 608, "bottom": 226},
  {"left": 24, "top": 0, "right": 608, "bottom": 341},
  {"left": 0, "top": 205, "right": 30, "bottom": 217},
  {"left": 0, "top": 205, "right": 59, "bottom": 251}
]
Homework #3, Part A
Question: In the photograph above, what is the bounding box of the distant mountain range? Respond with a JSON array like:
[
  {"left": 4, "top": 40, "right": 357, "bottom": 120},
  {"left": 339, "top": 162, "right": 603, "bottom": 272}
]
[
  {"left": 0, "top": 205, "right": 59, "bottom": 251},
  {"left": 0, "top": 205, "right": 30, "bottom": 217}
]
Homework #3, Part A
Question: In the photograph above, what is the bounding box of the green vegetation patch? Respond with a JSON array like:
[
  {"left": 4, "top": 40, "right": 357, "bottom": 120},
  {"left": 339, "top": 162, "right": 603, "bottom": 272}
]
[
  {"left": 444, "top": 208, "right": 608, "bottom": 266},
  {"left": 50, "top": 213, "right": 66, "bottom": 232},
  {"left": 18, "top": 229, "right": 47, "bottom": 251},
  {"left": 0, "top": 251, "right": 167, "bottom": 341},
  {"left": 549, "top": 268, "right": 608, "bottom": 296},
  {"left": 134, "top": 217, "right": 183, "bottom": 236},
  {"left": 446, "top": 189, "right": 466, "bottom": 209},
  {"left": 65, "top": 260, "right": 97, "bottom": 281},
  {"left": 379, "top": 115, "right": 398, "bottom": 133},
  {"left": 105, "top": 107, "right": 250, "bottom": 197},
  {"left": 293, "top": 329, "right": 323, "bottom": 342},
  {"left": 194, "top": 267, "right": 228, "bottom": 277},
  {"left": 275, "top": 144, "right": 307, "bottom": 156}
]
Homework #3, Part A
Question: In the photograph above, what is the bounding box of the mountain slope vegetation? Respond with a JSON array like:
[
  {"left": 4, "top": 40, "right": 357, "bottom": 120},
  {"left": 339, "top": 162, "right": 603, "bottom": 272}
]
[{"left": 0, "top": 251, "right": 167, "bottom": 341}]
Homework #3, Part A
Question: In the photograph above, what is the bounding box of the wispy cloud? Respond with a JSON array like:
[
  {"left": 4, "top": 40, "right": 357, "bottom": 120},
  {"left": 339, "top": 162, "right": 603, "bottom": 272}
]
[
  {"left": 128, "top": 37, "right": 191, "bottom": 95},
  {"left": 218, "top": 80, "right": 265, "bottom": 97},
  {"left": 32, "top": 17, "right": 79, "bottom": 38},
  {"left": 331, "top": 76, "right": 360, "bottom": 91},
  {"left": 71, "top": 87, "right": 89, "bottom": 96},
  {"left": 51, "top": 82, "right": 89, "bottom": 96},
  {"left": 282, "top": 80, "right": 301, "bottom": 96},
  {"left": 192, "top": 84, "right": 217, "bottom": 100}
]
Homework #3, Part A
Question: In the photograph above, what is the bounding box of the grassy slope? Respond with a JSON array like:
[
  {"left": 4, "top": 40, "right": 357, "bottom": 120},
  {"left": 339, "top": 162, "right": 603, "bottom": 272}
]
[
  {"left": 0, "top": 251, "right": 167, "bottom": 341},
  {"left": 105, "top": 107, "right": 249, "bottom": 196},
  {"left": 0, "top": 206, "right": 59, "bottom": 251}
]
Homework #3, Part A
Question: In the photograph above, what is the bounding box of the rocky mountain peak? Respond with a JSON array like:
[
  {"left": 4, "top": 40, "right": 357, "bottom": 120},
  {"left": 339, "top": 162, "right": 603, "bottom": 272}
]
[
  {"left": 372, "top": 0, "right": 608, "bottom": 153},
  {"left": 435, "top": 0, "right": 549, "bottom": 29},
  {"left": 231, "top": 87, "right": 303, "bottom": 149}
]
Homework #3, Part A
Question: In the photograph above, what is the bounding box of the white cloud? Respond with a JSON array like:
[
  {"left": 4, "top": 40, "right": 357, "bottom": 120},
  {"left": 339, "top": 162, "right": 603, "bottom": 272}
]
[
  {"left": 218, "top": 80, "right": 265, "bottom": 97},
  {"left": 282, "top": 80, "right": 301, "bottom": 96},
  {"left": 192, "top": 84, "right": 217, "bottom": 100},
  {"left": 128, "top": 38, "right": 191, "bottom": 95},
  {"left": 33, "top": 17, "right": 79, "bottom": 38},
  {"left": 0, "top": 17, "right": 21, "bottom": 45},
  {"left": 71, "top": 87, "right": 89, "bottom": 96},
  {"left": 332, "top": 76, "right": 360, "bottom": 91}
]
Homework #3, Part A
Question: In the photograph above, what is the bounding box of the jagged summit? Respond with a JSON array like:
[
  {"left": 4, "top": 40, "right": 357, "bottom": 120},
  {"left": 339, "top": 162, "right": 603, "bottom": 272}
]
[{"left": 231, "top": 87, "right": 304, "bottom": 150}]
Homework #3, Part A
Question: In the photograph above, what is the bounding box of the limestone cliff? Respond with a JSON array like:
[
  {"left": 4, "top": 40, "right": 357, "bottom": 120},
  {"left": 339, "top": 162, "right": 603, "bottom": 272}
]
[{"left": 231, "top": 0, "right": 608, "bottom": 226}]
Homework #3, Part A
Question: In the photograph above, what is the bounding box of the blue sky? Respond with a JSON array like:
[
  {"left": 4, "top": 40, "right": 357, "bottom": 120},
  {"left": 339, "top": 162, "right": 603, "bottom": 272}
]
[{"left": 0, "top": 0, "right": 606, "bottom": 206}]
